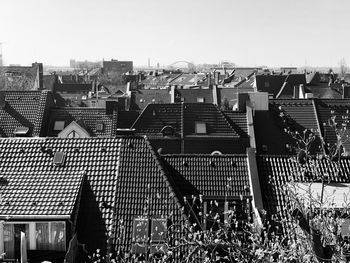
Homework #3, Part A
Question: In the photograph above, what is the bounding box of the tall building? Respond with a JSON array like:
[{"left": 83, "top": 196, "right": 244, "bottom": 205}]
[{"left": 102, "top": 59, "right": 133, "bottom": 77}]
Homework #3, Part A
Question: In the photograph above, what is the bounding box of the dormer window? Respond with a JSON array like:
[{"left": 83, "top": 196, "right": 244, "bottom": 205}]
[
  {"left": 197, "top": 97, "right": 204, "bottom": 103},
  {"left": 54, "top": 121, "right": 65, "bottom": 131},
  {"left": 96, "top": 122, "right": 104, "bottom": 132},
  {"left": 195, "top": 122, "right": 207, "bottom": 134},
  {"left": 161, "top": 125, "right": 175, "bottom": 137}
]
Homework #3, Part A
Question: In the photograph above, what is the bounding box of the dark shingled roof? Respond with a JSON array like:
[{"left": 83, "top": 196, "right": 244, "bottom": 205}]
[
  {"left": 162, "top": 154, "right": 250, "bottom": 198},
  {"left": 132, "top": 103, "right": 242, "bottom": 138},
  {"left": 0, "top": 136, "right": 184, "bottom": 254},
  {"left": 254, "top": 99, "right": 320, "bottom": 154},
  {"left": 0, "top": 138, "right": 84, "bottom": 217},
  {"left": 131, "top": 89, "right": 172, "bottom": 110},
  {"left": 0, "top": 90, "right": 54, "bottom": 137},
  {"left": 315, "top": 99, "right": 350, "bottom": 154},
  {"left": 257, "top": 155, "right": 350, "bottom": 220},
  {"left": 47, "top": 107, "right": 116, "bottom": 137}
]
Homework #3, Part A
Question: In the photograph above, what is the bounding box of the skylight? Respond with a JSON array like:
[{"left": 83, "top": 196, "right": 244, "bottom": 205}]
[
  {"left": 53, "top": 152, "right": 66, "bottom": 166},
  {"left": 195, "top": 122, "right": 207, "bottom": 134}
]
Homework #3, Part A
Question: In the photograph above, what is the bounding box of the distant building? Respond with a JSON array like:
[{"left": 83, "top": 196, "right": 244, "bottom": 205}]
[
  {"left": 0, "top": 62, "right": 43, "bottom": 90},
  {"left": 102, "top": 59, "right": 133, "bottom": 77}
]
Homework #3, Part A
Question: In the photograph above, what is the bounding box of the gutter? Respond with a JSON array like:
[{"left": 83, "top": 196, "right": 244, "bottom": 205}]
[{"left": 0, "top": 215, "right": 71, "bottom": 220}]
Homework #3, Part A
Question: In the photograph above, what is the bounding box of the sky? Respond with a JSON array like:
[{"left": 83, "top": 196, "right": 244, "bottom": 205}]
[{"left": 0, "top": 0, "right": 349, "bottom": 68}]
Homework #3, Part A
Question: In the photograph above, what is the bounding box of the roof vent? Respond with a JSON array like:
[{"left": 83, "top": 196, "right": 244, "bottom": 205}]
[
  {"left": 230, "top": 161, "right": 236, "bottom": 167},
  {"left": 210, "top": 161, "right": 216, "bottom": 167},
  {"left": 101, "top": 147, "right": 107, "bottom": 153},
  {"left": 128, "top": 142, "right": 133, "bottom": 149},
  {"left": 74, "top": 148, "right": 80, "bottom": 153},
  {"left": 183, "top": 160, "right": 189, "bottom": 167},
  {"left": 157, "top": 148, "right": 163, "bottom": 155},
  {"left": 53, "top": 152, "right": 66, "bottom": 166}
]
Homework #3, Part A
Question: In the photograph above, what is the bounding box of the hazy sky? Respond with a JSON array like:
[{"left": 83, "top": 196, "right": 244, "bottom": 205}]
[{"left": 0, "top": 0, "right": 349, "bottom": 67}]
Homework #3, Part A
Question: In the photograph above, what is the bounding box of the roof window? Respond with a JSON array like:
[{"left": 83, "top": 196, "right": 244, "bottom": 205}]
[
  {"left": 53, "top": 152, "right": 66, "bottom": 166},
  {"left": 54, "top": 121, "right": 65, "bottom": 131},
  {"left": 96, "top": 121, "right": 104, "bottom": 132},
  {"left": 13, "top": 126, "right": 29, "bottom": 137},
  {"left": 195, "top": 122, "right": 207, "bottom": 134},
  {"left": 197, "top": 97, "right": 205, "bottom": 103}
]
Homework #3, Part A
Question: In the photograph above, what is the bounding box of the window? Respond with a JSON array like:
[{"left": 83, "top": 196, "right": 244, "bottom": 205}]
[
  {"left": 53, "top": 152, "right": 66, "bottom": 166},
  {"left": 264, "top": 81, "right": 270, "bottom": 88},
  {"left": 2, "top": 222, "right": 65, "bottom": 260},
  {"left": 96, "top": 122, "right": 104, "bottom": 132},
  {"left": 54, "top": 121, "right": 65, "bottom": 131},
  {"left": 36, "top": 222, "right": 65, "bottom": 251},
  {"left": 195, "top": 122, "right": 207, "bottom": 134},
  {"left": 67, "top": 130, "right": 80, "bottom": 138},
  {"left": 132, "top": 217, "right": 167, "bottom": 255},
  {"left": 3, "top": 224, "right": 29, "bottom": 259},
  {"left": 197, "top": 97, "right": 205, "bottom": 103},
  {"left": 91, "top": 100, "right": 96, "bottom": 107}
]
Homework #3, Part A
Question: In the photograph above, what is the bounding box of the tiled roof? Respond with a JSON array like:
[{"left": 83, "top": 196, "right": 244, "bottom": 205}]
[
  {"left": 116, "top": 110, "right": 140, "bottom": 129},
  {"left": 113, "top": 138, "right": 183, "bottom": 252},
  {"left": 176, "top": 88, "right": 214, "bottom": 104},
  {"left": 0, "top": 138, "right": 96, "bottom": 217},
  {"left": 254, "top": 99, "right": 320, "bottom": 154},
  {"left": 47, "top": 107, "right": 115, "bottom": 137},
  {"left": 257, "top": 155, "right": 350, "bottom": 219},
  {"left": 222, "top": 110, "right": 248, "bottom": 137},
  {"left": 0, "top": 90, "right": 54, "bottom": 137},
  {"left": 271, "top": 99, "right": 319, "bottom": 133},
  {"left": 183, "top": 103, "right": 239, "bottom": 136},
  {"left": 169, "top": 74, "right": 206, "bottom": 86},
  {"left": 131, "top": 103, "right": 182, "bottom": 136},
  {"left": 0, "top": 136, "right": 183, "bottom": 254},
  {"left": 314, "top": 99, "right": 350, "bottom": 154},
  {"left": 54, "top": 83, "right": 92, "bottom": 93},
  {"left": 162, "top": 154, "right": 250, "bottom": 198},
  {"left": 255, "top": 74, "right": 306, "bottom": 98},
  {"left": 131, "top": 89, "right": 171, "bottom": 110},
  {"left": 140, "top": 74, "right": 180, "bottom": 88},
  {"left": 132, "top": 103, "right": 240, "bottom": 137}
]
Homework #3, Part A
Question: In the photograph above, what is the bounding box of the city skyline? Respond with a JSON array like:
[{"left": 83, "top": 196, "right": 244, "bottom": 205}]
[{"left": 1, "top": 0, "right": 349, "bottom": 68}]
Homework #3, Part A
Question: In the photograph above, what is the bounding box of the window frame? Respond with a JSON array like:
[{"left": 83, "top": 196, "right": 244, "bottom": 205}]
[{"left": 0, "top": 221, "right": 66, "bottom": 258}]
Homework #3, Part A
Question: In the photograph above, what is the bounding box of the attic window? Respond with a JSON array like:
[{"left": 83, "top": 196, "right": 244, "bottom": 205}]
[
  {"left": 13, "top": 126, "right": 29, "bottom": 136},
  {"left": 53, "top": 152, "right": 66, "bottom": 166},
  {"left": 54, "top": 121, "right": 65, "bottom": 131},
  {"left": 195, "top": 122, "right": 207, "bottom": 134},
  {"left": 96, "top": 122, "right": 104, "bottom": 132},
  {"left": 197, "top": 97, "right": 205, "bottom": 103}
]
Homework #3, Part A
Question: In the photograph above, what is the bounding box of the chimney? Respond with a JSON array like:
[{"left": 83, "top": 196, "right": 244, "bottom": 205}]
[
  {"left": 212, "top": 85, "right": 218, "bottom": 105},
  {"left": 170, "top": 86, "right": 176, "bottom": 103},
  {"left": 293, "top": 85, "right": 299, "bottom": 99},
  {"left": 207, "top": 72, "right": 211, "bottom": 87},
  {"left": 214, "top": 72, "right": 220, "bottom": 85},
  {"left": 106, "top": 100, "right": 118, "bottom": 115},
  {"left": 343, "top": 85, "right": 350, "bottom": 99},
  {"left": 0, "top": 92, "right": 6, "bottom": 109},
  {"left": 237, "top": 93, "right": 249, "bottom": 112},
  {"left": 299, "top": 84, "right": 305, "bottom": 99},
  {"left": 126, "top": 82, "right": 131, "bottom": 95}
]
